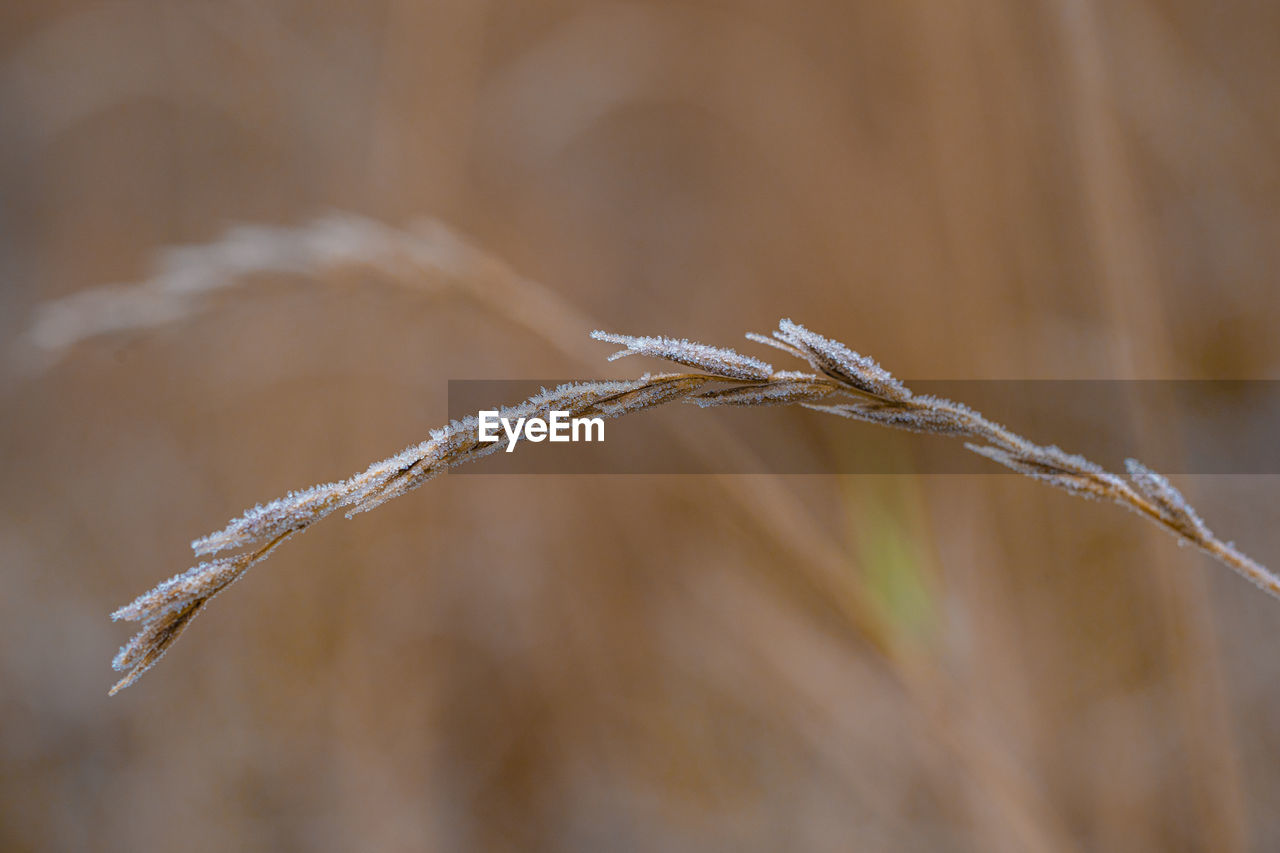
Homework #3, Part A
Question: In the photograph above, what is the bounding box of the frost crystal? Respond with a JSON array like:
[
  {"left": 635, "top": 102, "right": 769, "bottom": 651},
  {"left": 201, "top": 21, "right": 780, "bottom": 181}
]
[
  {"left": 111, "top": 556, "right": 251, "bottom": 623},
  {"left": 1125, "top": 459, "right": 1210, "bottom": 536},
  {"left": 692, "top": 379, "right": 831, "bottom": 407},
  {"left": 769, "top": 319, "right": 910, "bottom": 401},
  {"left": 591, "top": 331, "right": 773, "bottom": 381},
  {"left": 965, "top": 443, "right": 1116, "bottom": 501},
  {"left": 193, "top": 482, "right": 345, "bottom": 555}
]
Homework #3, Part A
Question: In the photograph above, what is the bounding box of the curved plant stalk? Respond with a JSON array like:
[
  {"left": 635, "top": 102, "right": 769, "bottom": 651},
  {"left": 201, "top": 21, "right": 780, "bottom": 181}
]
[{"left": 109, "top": 319, "right": 1278, "bottom": 694}]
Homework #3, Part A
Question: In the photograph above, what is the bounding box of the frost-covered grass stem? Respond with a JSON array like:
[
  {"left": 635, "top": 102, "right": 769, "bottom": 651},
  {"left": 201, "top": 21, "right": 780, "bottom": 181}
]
[{"left": 108, "top": 319, "right": 1279, "bottom": 693}]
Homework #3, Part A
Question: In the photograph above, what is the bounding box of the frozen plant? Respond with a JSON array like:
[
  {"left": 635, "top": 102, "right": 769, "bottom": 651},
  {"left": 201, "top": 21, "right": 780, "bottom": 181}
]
[{"left": 106, "top": 320, "right": 1280, "bottom": 694}]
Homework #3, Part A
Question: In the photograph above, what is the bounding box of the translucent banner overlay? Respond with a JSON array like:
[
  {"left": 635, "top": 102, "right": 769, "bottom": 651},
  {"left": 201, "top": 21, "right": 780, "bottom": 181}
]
[{"left": 447, "top": 380, "right": 1280, "bottom": 475}]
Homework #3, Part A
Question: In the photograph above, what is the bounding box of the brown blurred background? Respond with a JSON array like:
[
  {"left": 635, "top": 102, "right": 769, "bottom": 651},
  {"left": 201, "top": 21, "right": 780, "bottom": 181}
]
[{"left": 3, "top": 2, "right": 1280, "bottom": 851}]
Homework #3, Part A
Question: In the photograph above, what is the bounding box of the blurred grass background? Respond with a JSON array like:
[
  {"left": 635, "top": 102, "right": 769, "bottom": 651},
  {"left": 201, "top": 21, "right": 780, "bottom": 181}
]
[{"left": 3, "top": 1, "right": 1280, "bottom": 850}]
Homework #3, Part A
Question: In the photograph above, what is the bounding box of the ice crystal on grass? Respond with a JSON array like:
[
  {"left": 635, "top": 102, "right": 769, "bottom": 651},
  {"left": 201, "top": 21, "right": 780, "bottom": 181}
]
[
  {"left": 110, "top": 601, "right": 207, "bottom": 695},
  {"left": 691, "top": 378, "right": 833, "bottom": 407},
  {"left": 802, "top": 399, "right": 973, "bottom": 436},
  {"left": 590, "top": 331, "right": 773, "bottom": 381},
  {"left": 193, "top": 482, "right": 346, "bottom": 555},
  {"left": 338, "top": 438, "right": 443, "bottom": 516},
  {"left": 964, "top": 443, "right": 1119, "bottom": 502},
  {"left": 768, "top": 319, "right": 911, "bottom": 401},
  {"left": 590, "top": 375, "right": 714, "bottom": 417},
  {"left": 1126, "top": 459, "right": 1211, "bottom": 537},
  {"left": 111, "top": 556, "right": 253, "bottom": 623}
]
